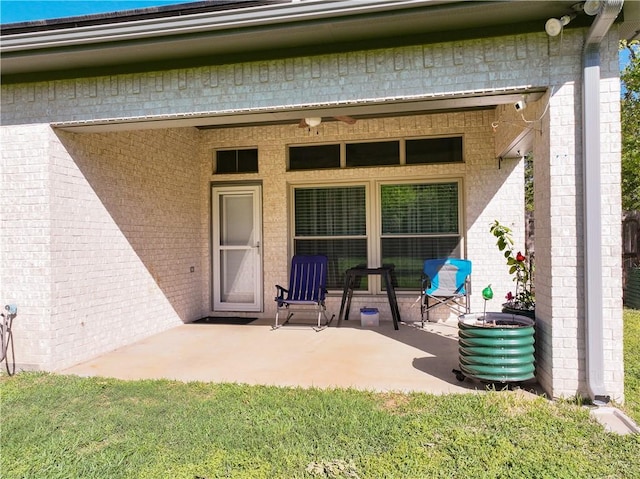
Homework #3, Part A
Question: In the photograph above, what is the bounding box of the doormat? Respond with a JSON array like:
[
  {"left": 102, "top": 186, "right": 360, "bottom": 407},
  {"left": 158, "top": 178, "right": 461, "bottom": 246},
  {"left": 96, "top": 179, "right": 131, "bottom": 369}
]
[{"left": 193, "top": 317, "right": 257, "bottom": 325}]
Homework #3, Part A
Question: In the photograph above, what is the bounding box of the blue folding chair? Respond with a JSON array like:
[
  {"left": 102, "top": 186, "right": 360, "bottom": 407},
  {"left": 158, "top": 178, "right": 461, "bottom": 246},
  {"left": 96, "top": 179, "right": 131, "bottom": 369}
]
[
  {"left": 421, "top": 258, "right": 472, "bottom": 327},
  {"left": 274, "top": 255, "right": 334, "bottom": 330}
]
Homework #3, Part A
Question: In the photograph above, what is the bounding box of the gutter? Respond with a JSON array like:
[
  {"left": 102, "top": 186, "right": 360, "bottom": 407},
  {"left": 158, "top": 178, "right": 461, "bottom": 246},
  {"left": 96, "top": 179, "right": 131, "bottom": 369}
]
[
  {"left": 1, "top": 0, "right": 455, "bottom": 52},
  {"left": 582, "top": 0, "right": 624, "bottom": 405}
]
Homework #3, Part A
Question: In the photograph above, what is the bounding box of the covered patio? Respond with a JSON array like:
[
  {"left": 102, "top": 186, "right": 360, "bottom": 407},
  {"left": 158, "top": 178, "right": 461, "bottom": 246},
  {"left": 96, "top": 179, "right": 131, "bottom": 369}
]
[{"left": 2, "top": 0, "right": 633, "bottom": 404}]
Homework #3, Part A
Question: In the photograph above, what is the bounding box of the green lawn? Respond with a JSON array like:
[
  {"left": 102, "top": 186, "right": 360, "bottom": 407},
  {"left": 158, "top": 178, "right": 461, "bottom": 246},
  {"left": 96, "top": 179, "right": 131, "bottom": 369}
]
[
  {"left": 623, "top": 308, "right": 640, "bottom": 423},
  {"left": 1, "top": 310, "right": 639, "bottom": 478}
]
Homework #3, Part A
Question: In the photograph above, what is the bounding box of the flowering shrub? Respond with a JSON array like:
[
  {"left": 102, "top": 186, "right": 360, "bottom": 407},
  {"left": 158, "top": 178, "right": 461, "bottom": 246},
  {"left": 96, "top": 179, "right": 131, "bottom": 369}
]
[{"left": 490, "top": 220, "right": 535, "bottom": 311}]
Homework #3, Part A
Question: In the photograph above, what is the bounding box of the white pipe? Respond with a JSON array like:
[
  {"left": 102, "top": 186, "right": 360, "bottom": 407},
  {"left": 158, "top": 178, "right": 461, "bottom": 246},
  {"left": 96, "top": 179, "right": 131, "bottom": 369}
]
[{"left": 582, "top": 0, "right": 623, "bottom": 405}]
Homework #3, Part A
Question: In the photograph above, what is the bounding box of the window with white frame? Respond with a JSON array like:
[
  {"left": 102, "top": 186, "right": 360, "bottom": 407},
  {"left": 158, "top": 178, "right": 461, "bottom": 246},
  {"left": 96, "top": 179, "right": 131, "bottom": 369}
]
[
  {"left": 215, "top": 148, "right": 259, "bottom": 173},
  {"left": 292, "top": 180, "right": 462, "bottom": 291},
  {"left": 287, "top": 136, "right": 463, "bottom": 171}
]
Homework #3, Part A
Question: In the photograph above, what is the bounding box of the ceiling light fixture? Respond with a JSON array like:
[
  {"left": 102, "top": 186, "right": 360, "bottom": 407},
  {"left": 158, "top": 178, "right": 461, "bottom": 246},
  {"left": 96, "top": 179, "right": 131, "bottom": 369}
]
[{"left": 304, "top": 117, "right": 322, "bottom": 127}]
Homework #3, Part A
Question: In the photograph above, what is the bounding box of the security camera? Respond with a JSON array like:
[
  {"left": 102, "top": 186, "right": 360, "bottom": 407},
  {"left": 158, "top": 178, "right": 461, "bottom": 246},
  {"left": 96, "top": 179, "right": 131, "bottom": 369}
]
[{"left": 514, "top": 100, "right": 527, "bottom": 112}]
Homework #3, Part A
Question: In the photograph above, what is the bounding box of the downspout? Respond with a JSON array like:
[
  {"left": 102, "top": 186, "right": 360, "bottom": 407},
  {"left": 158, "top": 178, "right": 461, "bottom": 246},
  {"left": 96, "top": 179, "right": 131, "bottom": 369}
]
[{"left": 582, "top": 0, "right": 623, "bottom": 404}]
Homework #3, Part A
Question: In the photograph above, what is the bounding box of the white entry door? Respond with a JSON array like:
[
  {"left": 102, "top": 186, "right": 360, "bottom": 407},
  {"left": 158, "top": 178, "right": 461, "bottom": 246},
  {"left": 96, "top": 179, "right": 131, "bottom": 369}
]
[{"left": 212, "top": 185, "right": 262, "bottom": 312}]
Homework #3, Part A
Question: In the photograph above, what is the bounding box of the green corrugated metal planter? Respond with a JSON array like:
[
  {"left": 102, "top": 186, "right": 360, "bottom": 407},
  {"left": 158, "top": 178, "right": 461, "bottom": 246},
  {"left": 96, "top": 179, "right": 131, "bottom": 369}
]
[{"left": 455, "top": 313, "right": 535, "bottom": 384}]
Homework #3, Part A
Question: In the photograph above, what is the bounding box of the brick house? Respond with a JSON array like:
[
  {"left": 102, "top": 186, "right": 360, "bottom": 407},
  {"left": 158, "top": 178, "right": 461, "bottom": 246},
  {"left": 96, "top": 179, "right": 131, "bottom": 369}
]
[{"left": 1, "top": 0, "right": 637, "bottom": 402}]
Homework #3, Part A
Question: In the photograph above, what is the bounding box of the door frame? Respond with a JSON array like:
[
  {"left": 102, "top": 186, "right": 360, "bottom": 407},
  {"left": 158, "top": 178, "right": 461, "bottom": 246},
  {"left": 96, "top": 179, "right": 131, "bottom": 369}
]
[{"left": 211, "top": 182, "right": 263, "bottom": 312}]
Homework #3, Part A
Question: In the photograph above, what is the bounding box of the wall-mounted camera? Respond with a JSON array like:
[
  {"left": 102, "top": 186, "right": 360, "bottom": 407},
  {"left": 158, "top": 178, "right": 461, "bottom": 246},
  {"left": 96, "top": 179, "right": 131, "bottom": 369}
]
[{"left": 514, "top": 100, "right": 527, "bottom": 112}]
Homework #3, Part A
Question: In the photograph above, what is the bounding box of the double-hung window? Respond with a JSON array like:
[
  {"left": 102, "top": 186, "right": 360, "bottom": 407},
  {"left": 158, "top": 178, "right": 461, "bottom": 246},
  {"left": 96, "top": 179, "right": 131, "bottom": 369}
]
[{"left": 292, "top": 180, "right": 462, "bottom": 291}]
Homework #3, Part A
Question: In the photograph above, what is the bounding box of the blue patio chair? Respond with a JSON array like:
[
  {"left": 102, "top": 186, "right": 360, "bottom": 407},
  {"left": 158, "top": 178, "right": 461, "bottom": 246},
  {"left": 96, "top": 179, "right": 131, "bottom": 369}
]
[
  {"left": 274, "top": 255, "right": 334, "bottom": 330},
  {"left": 420, "top": 258, "right": 472, "bottom": 327}
]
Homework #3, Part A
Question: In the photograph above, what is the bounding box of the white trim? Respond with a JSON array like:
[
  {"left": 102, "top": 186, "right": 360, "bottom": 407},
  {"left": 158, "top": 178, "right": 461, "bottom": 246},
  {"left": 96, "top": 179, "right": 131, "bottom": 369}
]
[
  {"left": 290, "top": 177, "right": 464, "bottom": 294},
  {"left": 211, "top": 184, "right": 263, "bottom": 312}
]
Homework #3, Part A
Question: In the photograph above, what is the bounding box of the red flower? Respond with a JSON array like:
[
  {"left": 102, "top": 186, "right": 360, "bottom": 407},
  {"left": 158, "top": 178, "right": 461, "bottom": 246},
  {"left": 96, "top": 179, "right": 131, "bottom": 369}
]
[
  {"left": 516, "top": 251, "right": 526, "bottom": 262},
  {"left": 505, "top": 291, "right": 514, "bottom": 301}
]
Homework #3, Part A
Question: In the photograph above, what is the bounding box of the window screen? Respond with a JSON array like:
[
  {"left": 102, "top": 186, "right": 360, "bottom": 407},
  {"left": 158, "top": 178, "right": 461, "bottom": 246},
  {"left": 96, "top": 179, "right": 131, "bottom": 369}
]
[
  {"left": 289, "top": 144, "right": 340, "bottom": 170},
  {"left": 216, "top": 149, "right": 258, "bottom": 173},
  {"left": 406, "top": 137, "right": 463, "bottom": 164},
  {"left": 380, "top": 182, "right": 460, "bottom": 289},
  {"left": 293, "top": 186, "right": 367, "bottom": 289},
  {"left": 346, "top": 141, "right": 399, "bottom": 167},
  {"left": 381, "top": 183, "right": 459, "bottom": 235}
]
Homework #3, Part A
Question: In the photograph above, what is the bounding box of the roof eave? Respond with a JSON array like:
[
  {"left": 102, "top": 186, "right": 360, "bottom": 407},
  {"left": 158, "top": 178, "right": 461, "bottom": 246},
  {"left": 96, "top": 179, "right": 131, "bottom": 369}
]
[{"left": 0, "top": 0, "right": 591, "bottom": 83}]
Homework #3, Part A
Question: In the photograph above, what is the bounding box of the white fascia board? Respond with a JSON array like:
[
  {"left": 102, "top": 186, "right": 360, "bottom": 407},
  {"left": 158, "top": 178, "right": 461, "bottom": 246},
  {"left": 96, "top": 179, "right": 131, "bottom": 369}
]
[{"left": 1, "top": 0, "right": 453, "bottom": 53}]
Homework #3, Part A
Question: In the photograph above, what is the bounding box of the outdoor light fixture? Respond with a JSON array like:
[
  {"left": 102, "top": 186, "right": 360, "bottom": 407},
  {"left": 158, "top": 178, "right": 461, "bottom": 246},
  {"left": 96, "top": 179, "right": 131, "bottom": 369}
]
[
  {"left": 545, "top": 14, "right": 575, "bottom": 36},
  {"left": 546, "top": 1, "right": 601, "bottom": 37},
  {"left": 583, "top": 0, "right": 602, "bottom": 16},
  {"left": 304, "top": 117, "right": 322, "bottom": 127}
]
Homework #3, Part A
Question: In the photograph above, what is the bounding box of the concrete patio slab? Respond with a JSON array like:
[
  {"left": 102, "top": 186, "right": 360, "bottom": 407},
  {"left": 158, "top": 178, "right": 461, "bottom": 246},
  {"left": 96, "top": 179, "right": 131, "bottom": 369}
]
[
  {"left": 61, "top": 316, "right": 639, "bottom": 435},
  {"left": 63, "top": 318, "right": 490, "bottom": 394}
]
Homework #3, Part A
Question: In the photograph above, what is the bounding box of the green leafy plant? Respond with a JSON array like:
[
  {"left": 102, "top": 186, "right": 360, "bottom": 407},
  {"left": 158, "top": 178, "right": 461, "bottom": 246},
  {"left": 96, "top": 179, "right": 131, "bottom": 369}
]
[
  {"left": 621, "top": 40, "right": 640, "bottom": 211},
  {"left": 490, "top": 220, "right": 535, "bottom": 311}
]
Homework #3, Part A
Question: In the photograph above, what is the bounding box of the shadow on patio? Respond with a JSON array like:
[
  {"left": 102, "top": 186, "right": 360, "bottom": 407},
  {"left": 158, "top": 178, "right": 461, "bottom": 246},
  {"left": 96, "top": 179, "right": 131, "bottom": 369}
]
[{"left": 62, "top": 317, "right": 540, "bottom": 395}]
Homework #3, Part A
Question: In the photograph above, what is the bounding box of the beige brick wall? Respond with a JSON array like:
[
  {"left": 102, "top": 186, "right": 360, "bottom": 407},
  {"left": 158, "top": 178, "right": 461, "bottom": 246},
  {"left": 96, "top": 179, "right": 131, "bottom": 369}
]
[
  {"left": 50, "top": 128, "right": 203, "bottom": 369},
  {"left": 1, "top": 124, "right": 55, "bottom": 369},
  {"left": 1, "top": 126, "right": 203, "bottom": 370}
]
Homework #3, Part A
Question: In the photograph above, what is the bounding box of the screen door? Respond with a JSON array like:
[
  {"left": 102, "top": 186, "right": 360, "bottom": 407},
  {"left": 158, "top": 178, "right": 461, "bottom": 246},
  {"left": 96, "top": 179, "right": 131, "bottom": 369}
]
[{"left": 212, "top": 185, "right": 262, "bottom": 311}]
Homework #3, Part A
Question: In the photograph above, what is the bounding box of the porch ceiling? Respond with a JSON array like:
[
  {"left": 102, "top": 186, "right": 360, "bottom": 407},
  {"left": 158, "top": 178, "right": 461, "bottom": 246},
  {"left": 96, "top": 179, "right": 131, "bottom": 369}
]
[{"left": 2, "top": 0, "right": 591, "bottom": 83}]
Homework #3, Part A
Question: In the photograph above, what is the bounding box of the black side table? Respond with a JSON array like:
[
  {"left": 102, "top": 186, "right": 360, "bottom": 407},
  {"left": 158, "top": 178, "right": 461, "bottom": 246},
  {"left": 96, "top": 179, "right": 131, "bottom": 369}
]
[{"left": 337, "top": 266, "right": 401, "bottom": 330}]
